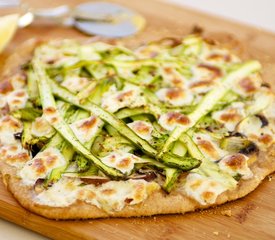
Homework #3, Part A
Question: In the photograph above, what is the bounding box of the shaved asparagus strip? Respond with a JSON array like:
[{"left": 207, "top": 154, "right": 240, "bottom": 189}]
[
  {"left": 33, "top": 58, "right": 125, "bottom": 179},
  {"left": 27, "top": 69, "right": 40, "bottom": 105},
  {"left": 180, "top": 133, "right": 237, "bottom": 189},
  {"left": 159, "top": 60, "right": 262, "bottom": 157},
  {"left": 12, "top": 107, "right": 42, "bottom": 121},
  {"left": 48, "top": 77, "right": 201, "bottom": 171},
  {"left": 75, "top": 122, "right": 104, "bottom": 172},
  {"left": 116, "top": 107, "right": 148, "bottom": 119},
  {"left": 44, "top": 108, "right": 89, "bottom": 185},
  {"left": 163, "top": 168, "right": 181, "bottom": 193}
]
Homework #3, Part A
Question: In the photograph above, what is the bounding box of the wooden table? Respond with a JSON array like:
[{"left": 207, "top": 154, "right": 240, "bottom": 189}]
[{"left": 0, "top": 0, "right": 275, "bottom": 239}]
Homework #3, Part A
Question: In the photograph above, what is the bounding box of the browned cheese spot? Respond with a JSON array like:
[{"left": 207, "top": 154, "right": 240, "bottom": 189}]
[
  {"left": 207, "top": 53, "right": 231, "bottom": 62},
  {"left": 210, "top": 182, "right": 218, "bottom": 187},
  {"left": 197, "top": 140, "right": 219, "bottom": 159},
  {"left": 0, "top": 81, "right": 13, "bottom": 94},
  {"left": 189, "top": 80, "right": 213, "bottom": 89},
  {"left": 258, "top": 134, "right": 273, "bottom": 145},
  {"left": 11, "top": 99, "right": 22, "bottom": 105},
  {"left": 190, "top": 180, "right": 203, "bottom": 191},
  {"left": 167, "top": 112, "right": 190, "bottom": 125},
  {"left": 101, "top": 189, "right": 116, "bottom": 196},
  {"left": 78, "top": 189, "right": 85, "bottom": 198},
  {"left": 33, "top": 118, "right": 50, "bottom": 132},
  {"left": 33, "top": 158, "right": 46, "bottom": 174},
  {"left": 0, "top": 148, "right": 7, "bottom": 155},
  {"left": 0, "top": 103, "right": 10, "bottom": 115},
  {"left": 49, "top": 117, "right": 59, "bottom": 124},
  {"left": 7, "top": 152, "right": 30, "bottom": 163},
  {"left": 109, "top": 155, "right": 116, "bottom": 163},
  {"left": 164, "top": 67, "right": 173, "bottom": 74},
  {"left": 2, "top": 116, "right": 21, "bottom": 129},
  {"left": 220, "top": 112, "right": 242, "bottom": 122},
  {"left": 79, "top": 117, "right": 97, "bottom": 131},
  {"left": 15, "top": 91, "right": 26, "bottom": 97},
  {"left": 166, "top": 88, "right": 184, "bottom": 100},
  {"left": 44, "top": 107, "right": 57, "bottom": 115},
  {"left": 197, "top": 64, "right": 222, "bottom": 81},
  {"left": 10, "top": 145, "right": 18, "bottom": 151},
  {"left": 86, "top": 191, "right": 96, "bottom": 199},
  {"left": 202, "top": 191, "right": 215, "bottom": 201},
  {"left": 239, "top": 77, "right": 256, "bottom": 93},
  {"left": 171, "top": 78, "right": 183, "bottom": 87},
  {"left": 117, "top": 157, "right": 131, "bottom": 169},
  {"left": 117, "top": 90, "right": 134, "bottom": 102},
  {"left": 133, "top": 183, "right": 145, "bottom": 201},
  {"left": 134, "top": 121, "right": 150, "bottom": 134},
  {"left": 224, "top": 154, "right": 246, "bottom": 171},
  {"left": 46, "top": 155, "right": 58, "bottom": 167}
]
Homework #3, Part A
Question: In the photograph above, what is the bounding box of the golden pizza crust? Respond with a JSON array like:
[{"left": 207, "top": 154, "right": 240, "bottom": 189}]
[
  {"left": 0, "top": 36, "right": 274, "bottom": 220},
  {"left": 0, "top": 146, "right": 274, "bottom": 219}
]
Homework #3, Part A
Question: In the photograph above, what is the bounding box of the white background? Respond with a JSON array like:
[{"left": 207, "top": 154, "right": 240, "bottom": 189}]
[
  {"left": 0, "top": 0, "right": 274, "bottom": 239},
  {"left": 168, "top": 0, "right": 275, "bottom": 32}
]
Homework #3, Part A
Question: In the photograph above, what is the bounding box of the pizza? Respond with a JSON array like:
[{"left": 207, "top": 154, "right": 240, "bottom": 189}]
[{"left": 0, "top": 35, "right": 274, "bottom": 219}]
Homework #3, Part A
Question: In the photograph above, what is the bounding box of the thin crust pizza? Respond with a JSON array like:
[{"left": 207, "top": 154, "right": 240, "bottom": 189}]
[{"left": 0, "top": 35, "right": 274, "bottom": 219}]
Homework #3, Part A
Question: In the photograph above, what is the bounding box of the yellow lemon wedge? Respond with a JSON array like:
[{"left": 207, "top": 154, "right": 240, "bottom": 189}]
[{"left": 0, "top": 14, "right": 19, "bottom": 53}]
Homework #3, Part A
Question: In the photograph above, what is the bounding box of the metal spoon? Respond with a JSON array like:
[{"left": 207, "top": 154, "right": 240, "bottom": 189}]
[{"left": 2, "top": 1, "right": 146, "bottom": 38}]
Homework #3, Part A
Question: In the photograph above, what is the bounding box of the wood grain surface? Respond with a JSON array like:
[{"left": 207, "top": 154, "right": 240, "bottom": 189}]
[{"left": 1, "top": 0, "right": 275, "bottom": 239}]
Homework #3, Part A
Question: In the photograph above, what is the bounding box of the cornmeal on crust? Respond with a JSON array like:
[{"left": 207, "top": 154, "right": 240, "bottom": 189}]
[{"left": 0, "top": 35, "right": 274, "bottom": 219}]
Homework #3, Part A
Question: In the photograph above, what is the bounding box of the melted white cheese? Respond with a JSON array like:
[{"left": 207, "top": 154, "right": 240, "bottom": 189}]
[
  {"left": 263, "top": 96, "right": 275, "bottom": 120},
  {"left": 191, "top": 64, "right": 222, "bottom": 82},
  {"left": 31, "top": 117, "right": 55, "bottom": 137},
  {"left": 160, "top": 66, "right": 187, "bottom": 88},
  {"left": 6, "top": 89, "right": 28, "bottom": 111},
  {"left": 0, "top": 115, "right": 22, "bottom": 145},
  {"left": 246, "top": 88, "right": 274, "bottom": 115},
  {"left": 19, "top": 147, "right": 67, "bottom": 186},
  {"left": 42, "top": 107, "right": 62, "bottom": 125},
  {"left": 79, "top": 45, "right": 102, "bottom": 60},
  {"left": 158, "top": 111, "right": 191, "bottom": 131},
  {"left": 35, "top": 177, "right": 159, "bottom": 211},
  {"left": 38, "top": 40, "right": 79, "bottom": 67},
  {"left": 218, "top": 153, "right": 253, "bottom": 180},
  {"left": 135, "top": 44, "right": 163, "bottom": 59},
  {"left": 233, "top": 74, "right": 261, "bottom": 97},
  {"left": 184, "top": 173, "right": 227, "bottom": 205},
  {"left": 127, "top": 120, "right": 153, "bottom": 141},
  {"left": 70, "top": 116, "right": 102, "bottom": 143},
  {"left": 101, "top": 151, "right": 146, "bottom": 174},
  {"left": 212, "top": 102, "right": 246, "bottom": 131},
  {"left": 10, "top": 72, "right": 27, "bottom": 90},
  {"left": 101, "top": 84, "right": 146, "bottom": 113},
  {"left": 61, "top": 76, "right": 90, "bottom": 93},
  {"left": 0, "top": 94, "right": 6, "bottom": 109},
  {"left": 81, "top": 179, "right": 160, "bottom": 212},
  {"left": 188, "top": 79, "right": 217, "bottom": 95},
  {"left": 156, "top": 88, "right": 193, "bottom": 106},
  {"left": 193, "top": 132, "right": 228, "bottom": 161},
  {"left": 35, "top": 177, "right": 82, "bottom": 207},
  {"left": 0, "top": 141, "right": 31, "bottom": 168},
  {"left": 237, "top": 116, "right": 274, "bottom": 148},
  {"left": 201, "top": 48, "right": 240, "bottom": 66}
]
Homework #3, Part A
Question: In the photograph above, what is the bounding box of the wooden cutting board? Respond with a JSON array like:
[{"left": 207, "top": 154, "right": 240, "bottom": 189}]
[{"left": 1, "top": 0, "right": 275, "bottom": 239}]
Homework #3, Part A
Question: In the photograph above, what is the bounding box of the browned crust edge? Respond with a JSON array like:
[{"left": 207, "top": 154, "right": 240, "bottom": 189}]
[{"left": 0, "top": 146, "right": 274, "bottom": 220}]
